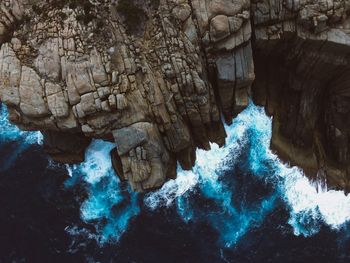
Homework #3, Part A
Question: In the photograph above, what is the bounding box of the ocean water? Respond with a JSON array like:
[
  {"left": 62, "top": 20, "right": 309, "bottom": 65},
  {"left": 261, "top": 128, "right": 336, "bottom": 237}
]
[{"left": 1, "top": 102, "right": 350, "bottom": 263}]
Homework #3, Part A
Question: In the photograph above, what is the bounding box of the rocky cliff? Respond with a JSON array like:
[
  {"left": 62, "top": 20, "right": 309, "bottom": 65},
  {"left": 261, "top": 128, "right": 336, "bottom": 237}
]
[{"left": 1, "top": 0, "right": 350, "bottom": 192}]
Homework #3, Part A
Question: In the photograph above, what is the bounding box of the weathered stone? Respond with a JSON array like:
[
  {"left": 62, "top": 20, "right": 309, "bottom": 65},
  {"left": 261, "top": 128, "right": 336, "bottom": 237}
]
[
  {"left": 90, "top": 48, "right": 109, "bottom": 85},
  {"left": 80, "top": 93, "right": 97, "bottom": 115},
  {"left": 34, "top": 38, "right": 61, "bottom": 82},
  {"left": 57, "top": 111, "right": 78, "bottom": 130},
  {"left": 66, "top": 61, "right": 95, "bottom": 96},
  {"left": 116, "top": 94, "right": 127, "bottom": 110},
  {"left": 0, "top": 44, "right": 21, "bottom": 106},
  {"left": 46, "top": 83, "right": 69, "bottom": 118},
  {"left": 210, "top": 15, "right": 230, "bottom": 42},
  {"left": 172, "top": 3, "right": 192, "bottom": 22},
  {"left": 113, "top": 127, "right": 148, "bottom": 156},
  {"left": 19, "top": 66, "right": 49, "bottom": 117},
  {"left": 228, "top": 16, "right": 243, "bottom": 33},
  {"left": 108, "top": 94, "right": 117, "bottom": 109},
  {"left": 2, "top": 0, "right": 350, "bottom": 192},
  {"left": 97, "top": 86, "right": 110, "bottom": 99}
]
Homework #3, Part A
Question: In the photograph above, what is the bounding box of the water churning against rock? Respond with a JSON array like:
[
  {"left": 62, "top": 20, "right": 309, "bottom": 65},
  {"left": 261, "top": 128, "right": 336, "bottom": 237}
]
[
  {"left": 65, "top": 140, "right": 140, "bottom": 244},
  {"left": 0, "top": 104, "right": 43, "bottom": 145},
  {"left": 0, "top": 104, "right": 42, "bottom": 171},
  {"left": 2, "top": 102, "right": 350, "bottom": 247},
  {"left": 145, "top": 103, "right": 350, "bottom": 245}
]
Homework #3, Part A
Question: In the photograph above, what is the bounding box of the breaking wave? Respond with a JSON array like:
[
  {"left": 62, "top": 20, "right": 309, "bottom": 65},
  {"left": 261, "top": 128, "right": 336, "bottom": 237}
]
[
  {"left": 0, "top": 103, "right": 139, "bottom": 244},
  {"left": 0, "top": 104, "right": 43, "bottom": 145},
  {"left": 65, "top": 140, "right": 140, "bottom": 244},
  {"left": 2, "top": 100, "right": 350, "bottom": 248},
  {"left": 145, "top": 102, "right": 350, "bottom": 246},
  {"left": 0, "top": 104, "right": 42, "bottom": 171}
]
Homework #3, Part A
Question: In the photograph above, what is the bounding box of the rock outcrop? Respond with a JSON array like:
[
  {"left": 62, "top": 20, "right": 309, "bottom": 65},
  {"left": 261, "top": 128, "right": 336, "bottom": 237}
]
[
  {"left": 251, "top": 0, "right": 350, "bottom": 192},
  {"left": 1, "top": 0, "right": 350, "bottom": 192}
]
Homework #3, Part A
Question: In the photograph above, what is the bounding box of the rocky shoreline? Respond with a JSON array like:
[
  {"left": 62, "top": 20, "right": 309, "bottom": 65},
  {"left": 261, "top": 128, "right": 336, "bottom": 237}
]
[{"left": 1, "top": 0, "right": 350, "bottom": 192}]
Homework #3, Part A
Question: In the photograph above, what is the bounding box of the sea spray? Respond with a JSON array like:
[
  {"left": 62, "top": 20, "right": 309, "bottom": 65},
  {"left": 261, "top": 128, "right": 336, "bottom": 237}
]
[
  {"left": 65, "top": 140, "right": 140, "bottom": 244},
  {"left": 145, "top": 104, "right": 278, "bottom": 246},
  {"left": 0, "top": 104, "right": 43, "bottom": 145},
  {"left": 3, "top": 100, "right": 350, "bottom": 247},
  {"left": 145, "top": 103, "right": 350, "bottom": 246},
  {"left": 0, "top": 104, "right": 42, "bottom": 171},
  {"left": 0, "top": 103, "right": 140, "bottom": 244}
]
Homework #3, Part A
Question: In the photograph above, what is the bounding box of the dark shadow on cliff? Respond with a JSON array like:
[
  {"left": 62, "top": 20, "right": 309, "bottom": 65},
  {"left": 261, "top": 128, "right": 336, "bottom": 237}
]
[{"left": 251, "top": 36, "right": 350, "bottom": 192}]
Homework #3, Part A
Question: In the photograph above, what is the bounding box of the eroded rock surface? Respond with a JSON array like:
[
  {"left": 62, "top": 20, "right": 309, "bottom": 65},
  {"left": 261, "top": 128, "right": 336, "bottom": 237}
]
[
  {"left": 1, "top": 0, "right": 350, "bottom": 191},
  {"left": 251, "top": 0, "right": 350, "bottom": 192}
]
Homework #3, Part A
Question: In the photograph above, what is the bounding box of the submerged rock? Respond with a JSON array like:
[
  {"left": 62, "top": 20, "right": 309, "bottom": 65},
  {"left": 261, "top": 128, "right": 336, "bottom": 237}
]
[{"left": 1, "top": 0, "right": 350, "bottom": 191}]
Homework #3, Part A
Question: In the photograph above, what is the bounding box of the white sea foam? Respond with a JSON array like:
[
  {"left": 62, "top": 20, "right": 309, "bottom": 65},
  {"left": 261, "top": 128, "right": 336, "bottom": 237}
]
[
  {"left": 0, "top": 104, "right": 42, "bottom": 145},
  {"left": 145, "top": 102, "right": 350, "bottom": 243},
  {"left": 0, "top": 104, "right": 42, "bottom": 171},
  {"left": 79, "top": 140, "right": 115, "bottom": 184},
  {"left": 66, "top": 140, "right": 140, "bottom": 243},
  {"left": 3, "top": 99, "right": 350, "bottom": 245},
  {"left": 278, "top": 163, "right": 350, "bottom": 235},
  {"left": 145, "top": 170, "right": 199, "bottom": 209}
]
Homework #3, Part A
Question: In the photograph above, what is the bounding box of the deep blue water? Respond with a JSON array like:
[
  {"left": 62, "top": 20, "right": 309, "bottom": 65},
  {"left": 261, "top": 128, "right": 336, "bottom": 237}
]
[{"left": 1, "top": 103, "right": 350, "bottom": 263}]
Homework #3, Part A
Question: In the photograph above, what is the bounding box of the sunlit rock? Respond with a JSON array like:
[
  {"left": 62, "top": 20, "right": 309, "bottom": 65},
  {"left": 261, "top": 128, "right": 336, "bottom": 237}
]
[{"left": 1, "top": 0, "right": 350, "bottom": 191}]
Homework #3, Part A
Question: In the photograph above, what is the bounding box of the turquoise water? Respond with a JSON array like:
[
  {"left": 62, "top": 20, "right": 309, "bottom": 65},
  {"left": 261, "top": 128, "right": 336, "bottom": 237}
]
[
  {"left": 145, "top": 103, "right": 350, "bottom": 244},
  {"left": 65, "top": 140, "right": 140, "bottom": 244},
  {"left": 0, "top": 105, "right": 42, "bottom": 171},
  {"left": 1, "top": 102, "right": 350, "bottom": 262}
]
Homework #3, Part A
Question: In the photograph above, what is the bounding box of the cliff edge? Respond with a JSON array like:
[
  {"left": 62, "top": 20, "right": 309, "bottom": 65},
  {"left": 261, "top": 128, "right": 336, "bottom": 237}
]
[{"left": 1, "top": 0, "right": 350, "bottom": 192}]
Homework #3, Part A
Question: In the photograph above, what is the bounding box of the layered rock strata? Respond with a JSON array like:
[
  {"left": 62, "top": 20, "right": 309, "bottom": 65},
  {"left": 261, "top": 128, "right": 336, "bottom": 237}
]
[
  {"left": 1, "top": 0, "right": 350, "bottom": 192},
  {"left": 252, "top": 0, "right": 350, "bottom": 192}
]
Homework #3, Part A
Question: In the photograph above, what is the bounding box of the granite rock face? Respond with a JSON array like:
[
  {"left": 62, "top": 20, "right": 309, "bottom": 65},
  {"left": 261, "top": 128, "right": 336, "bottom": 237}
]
[
  {"left": 1, "top": 0, "right": 350, "bottom": 192},
  {"left": 251, "top": 0, "right": 350, "bottom": 192}
]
